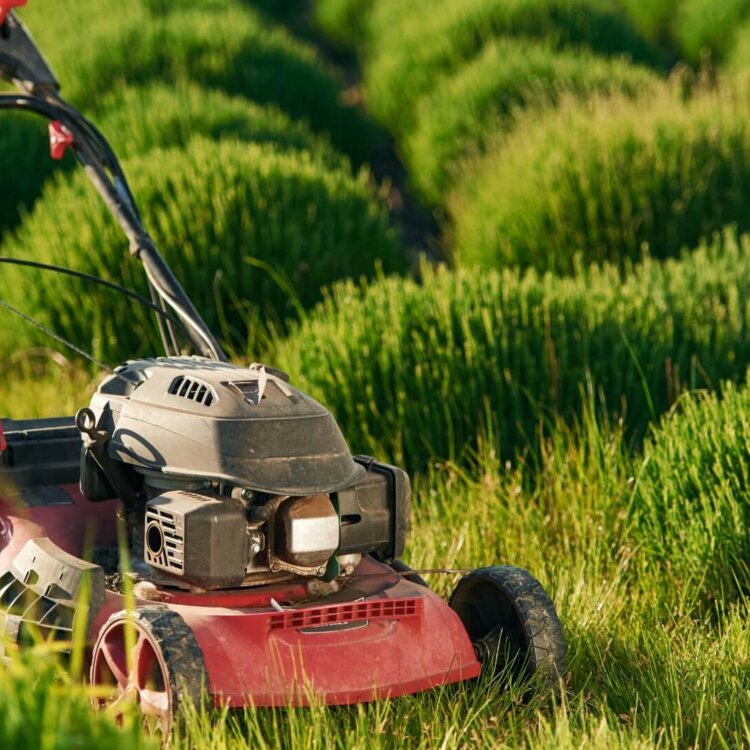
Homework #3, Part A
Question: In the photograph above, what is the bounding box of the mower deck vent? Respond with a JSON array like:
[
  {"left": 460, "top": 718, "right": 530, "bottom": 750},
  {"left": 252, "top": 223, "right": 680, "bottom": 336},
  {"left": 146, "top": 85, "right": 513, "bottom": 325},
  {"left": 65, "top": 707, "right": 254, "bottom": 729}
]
[
  {"left": 0, "top": 569, "right": 76, "bottom": 652},
  {"left": 168, "top": 376, "right": 216, "bottom": 407},
  {"left": 269, "top": 597, "right": 422, "bottom": 631}
]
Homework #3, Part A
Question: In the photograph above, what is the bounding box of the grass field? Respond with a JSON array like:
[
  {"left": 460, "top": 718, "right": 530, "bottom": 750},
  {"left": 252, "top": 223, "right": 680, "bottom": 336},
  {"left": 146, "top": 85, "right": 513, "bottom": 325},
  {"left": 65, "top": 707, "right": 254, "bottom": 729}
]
[{"left": 2, "top": 0, "right": 750, "bottom": 748}]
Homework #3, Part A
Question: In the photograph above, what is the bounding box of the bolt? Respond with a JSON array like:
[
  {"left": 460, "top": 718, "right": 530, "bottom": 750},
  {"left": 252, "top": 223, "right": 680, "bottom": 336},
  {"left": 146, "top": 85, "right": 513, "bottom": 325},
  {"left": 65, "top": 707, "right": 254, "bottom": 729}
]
[
  {"left": 241, "top": 488, "right": 253, "bottom": 501},
  {"left": 270, "top": 562, "right": 280, "bottom": 572},
  {"left": 250, "top": 543, "right": 261, "bottom": 555}
]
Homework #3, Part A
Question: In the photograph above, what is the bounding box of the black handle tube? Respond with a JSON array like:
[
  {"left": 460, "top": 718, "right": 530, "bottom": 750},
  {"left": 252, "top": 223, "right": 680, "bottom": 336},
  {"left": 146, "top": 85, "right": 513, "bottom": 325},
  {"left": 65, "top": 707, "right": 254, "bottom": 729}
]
[{"left": 0, "top": 92, "right": 227, "bottom": 362}]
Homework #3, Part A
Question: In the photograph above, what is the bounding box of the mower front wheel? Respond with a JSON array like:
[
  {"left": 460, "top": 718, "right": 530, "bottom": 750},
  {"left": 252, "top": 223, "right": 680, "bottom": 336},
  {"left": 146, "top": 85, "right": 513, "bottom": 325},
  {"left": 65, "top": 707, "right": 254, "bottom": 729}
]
[
  {"left": 90, "top": 605, "right": 208, "bottom": 736},
  {"left": 449, "top": 566, "right": 566, "bottom": 690}
]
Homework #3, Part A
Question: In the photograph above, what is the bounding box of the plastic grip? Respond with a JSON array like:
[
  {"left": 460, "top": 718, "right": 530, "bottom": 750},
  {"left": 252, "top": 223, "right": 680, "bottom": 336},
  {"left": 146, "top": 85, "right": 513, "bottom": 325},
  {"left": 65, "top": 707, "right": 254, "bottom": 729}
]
[{"left": 0, "top": 1, "right": 27, "bottom": 26}]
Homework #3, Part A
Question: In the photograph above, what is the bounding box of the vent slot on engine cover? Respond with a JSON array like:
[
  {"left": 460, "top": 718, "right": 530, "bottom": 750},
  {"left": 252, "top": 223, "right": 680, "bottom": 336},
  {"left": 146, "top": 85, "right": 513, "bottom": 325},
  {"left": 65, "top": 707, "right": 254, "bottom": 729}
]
[{"left": 168, "top": 376, "right": 216, "bottom": 407}]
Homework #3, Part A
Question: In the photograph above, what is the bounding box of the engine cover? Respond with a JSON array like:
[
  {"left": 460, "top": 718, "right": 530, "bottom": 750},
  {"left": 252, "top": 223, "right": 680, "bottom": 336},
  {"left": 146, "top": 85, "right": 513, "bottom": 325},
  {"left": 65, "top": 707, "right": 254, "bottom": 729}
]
[{"left": 86, "top": 357, "right": 365, "bottom": 495}]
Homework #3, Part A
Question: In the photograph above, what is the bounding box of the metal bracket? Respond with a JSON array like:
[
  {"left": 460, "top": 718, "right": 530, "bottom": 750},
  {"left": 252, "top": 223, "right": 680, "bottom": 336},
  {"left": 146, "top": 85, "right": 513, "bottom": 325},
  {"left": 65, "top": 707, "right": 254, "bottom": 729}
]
[{"left": 0, "top": 10, "right": 58, "bottom": 94}]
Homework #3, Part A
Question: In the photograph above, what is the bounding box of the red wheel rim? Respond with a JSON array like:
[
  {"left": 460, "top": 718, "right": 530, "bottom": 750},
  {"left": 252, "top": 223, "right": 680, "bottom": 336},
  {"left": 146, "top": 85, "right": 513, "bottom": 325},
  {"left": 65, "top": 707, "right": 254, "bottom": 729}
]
[{"left": 91, "top": 617, "right": 172, "bottom": 733}]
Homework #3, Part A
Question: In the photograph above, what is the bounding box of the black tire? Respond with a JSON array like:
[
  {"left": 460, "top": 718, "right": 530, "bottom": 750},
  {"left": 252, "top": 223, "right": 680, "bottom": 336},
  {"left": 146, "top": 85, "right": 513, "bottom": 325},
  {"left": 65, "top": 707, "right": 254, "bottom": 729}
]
[
  {"left": 91, "top": 605, "right": 208, "bottom": 735},
  {"left": 390, "top": 559, "right": 429, "bottom": 588},
  {"left": 449, "top": 566, "right": 566, "bottom": 690}
]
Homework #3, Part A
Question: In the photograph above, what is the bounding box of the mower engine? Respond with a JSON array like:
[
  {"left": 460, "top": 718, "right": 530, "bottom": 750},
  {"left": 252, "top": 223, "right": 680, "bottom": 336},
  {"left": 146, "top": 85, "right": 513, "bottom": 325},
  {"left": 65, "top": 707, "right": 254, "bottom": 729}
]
[{"left": 77, "top": 357, "right": 409, "bottom": 591}]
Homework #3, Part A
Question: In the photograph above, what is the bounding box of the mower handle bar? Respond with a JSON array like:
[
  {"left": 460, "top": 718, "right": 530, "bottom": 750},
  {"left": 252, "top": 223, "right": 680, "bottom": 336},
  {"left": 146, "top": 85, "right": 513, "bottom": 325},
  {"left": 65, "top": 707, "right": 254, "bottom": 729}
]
[{"left": 0, "top": 9, "right": 227, "bottom": 362}]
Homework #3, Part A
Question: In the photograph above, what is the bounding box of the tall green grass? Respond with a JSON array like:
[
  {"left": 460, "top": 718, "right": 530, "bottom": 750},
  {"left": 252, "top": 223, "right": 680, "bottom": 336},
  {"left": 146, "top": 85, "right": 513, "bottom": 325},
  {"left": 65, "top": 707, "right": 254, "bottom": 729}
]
[
  {"left": 674, "top": 0, "right": 750, "bottom": 65},
  {"left": 94, "top": 83, "right": 343, "bottom": 165},
  {"left": 313, "top": 0, "right": 374, "bottom": 47},
  {"left": 20, "top": 2, "right": 376, "bottom": 163},
  {"left": 275, "top": 229, "right": 750, "bottom": 472},
  {"left": 362, "top": 0, "right": 660, "bottom": 135},
  {"left": 621, "top": 0, "right": 679, "bottom": 52},
  {"left": 404, "top": 40, "right": 659, "bottom": 204},
  {"left": 0, "top": 113, "right": 75, "bottom": 236},
  {"left": 1, "top": 138, "right": 402, "bottom": 363},
  {"left": 0, "top": 648, "right": 155, "bottom": 749},
  {"left": 0, "top": 84, "right": 343, "bottom": 241},
  {"left": 3, "top": 391, "right": 750, "bottom": 748},
  {"left": 727, "top": 18, "right": 750, "bottom": 70},
  {"left": 453, "top": 85, "right": 750, "bottom": 272},
  {"left": 632, "top": 383, "right": 750, "bottom": 609}
]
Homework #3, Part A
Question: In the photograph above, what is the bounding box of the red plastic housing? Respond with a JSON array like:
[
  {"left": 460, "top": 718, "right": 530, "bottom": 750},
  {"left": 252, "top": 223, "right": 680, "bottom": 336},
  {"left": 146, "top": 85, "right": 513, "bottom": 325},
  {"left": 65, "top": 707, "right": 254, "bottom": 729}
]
[
  {"left": 0, "top": 486, "right": 480, "bottom": 706},
  {"left": 49, "top": 120, "right": 74, "bottom": 160},
  {"left": 0, "top": 1, "right": 26, "bottom": 26}
]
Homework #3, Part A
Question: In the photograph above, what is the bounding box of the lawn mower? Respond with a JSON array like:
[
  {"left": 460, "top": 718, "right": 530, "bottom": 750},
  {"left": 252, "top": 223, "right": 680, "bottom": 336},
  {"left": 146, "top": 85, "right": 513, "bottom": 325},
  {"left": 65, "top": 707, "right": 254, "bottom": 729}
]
[{"left": 0, "top": 1, "right": 566, "bottom": 734}]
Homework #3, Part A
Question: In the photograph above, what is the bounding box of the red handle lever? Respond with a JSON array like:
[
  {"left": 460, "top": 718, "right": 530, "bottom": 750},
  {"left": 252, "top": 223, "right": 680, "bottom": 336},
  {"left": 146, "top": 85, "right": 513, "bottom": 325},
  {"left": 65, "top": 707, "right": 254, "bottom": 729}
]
[{"left": 0, "top": 0, "right": 27, "bottom": 26}]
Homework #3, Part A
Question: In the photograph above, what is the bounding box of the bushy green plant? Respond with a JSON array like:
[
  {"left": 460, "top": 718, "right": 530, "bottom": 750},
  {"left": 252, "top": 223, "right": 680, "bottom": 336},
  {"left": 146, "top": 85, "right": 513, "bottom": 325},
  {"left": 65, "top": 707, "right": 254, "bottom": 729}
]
[
  {"left": 726, "top": 16, "right": 750, "bottom": 70},
  {"left": 453, "top": 86, "right": 750, "bottom": 272},
  {"left": 1, "top": 138, "right": 402, "bottom": 362},
  {"left": 94, "top": 83, "right": 343, "bottom": 165},
  {"left": 0, "top": 112, "right": 74, "bottom": 236},
  {"left": 631, "top": 383, "right": 750, "bottom": 608},
  {"left": 21, "top": 2, "right": 376, "bottom": 162},
  {"left": 404, "top": 39, "right": 659, "bottom": 204},
  {"left": 674, "top": 0, "right": 750, "bottom": 64},
  {"left": 275, "top": 229, "right": 750, "bottom": 471},
  {"left": 0, "top": 83, "right": 343, "bottom": 240},
  {"left": 363, "top": 0, "right": 660, "bottom": 135},
  {"left": 621, "top": 0, "right": 679, "bottom": 49},
  {"left": 313, "top": 0, "right": 374, "bottom": 47}
]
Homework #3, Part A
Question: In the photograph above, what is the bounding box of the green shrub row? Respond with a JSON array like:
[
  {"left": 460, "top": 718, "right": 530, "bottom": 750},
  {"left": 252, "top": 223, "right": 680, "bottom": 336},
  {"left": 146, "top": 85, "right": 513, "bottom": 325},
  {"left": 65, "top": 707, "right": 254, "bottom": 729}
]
[
  {"left": 362, "top": 0, "right": 660, "bottom": 135},
  {"left": 0, "top": 82, "right": 344, "bottom": 237},
  {"left": 403, "top": 39, "right": 659, "bottom": 204},
  {"left": 20, "top": 1, "right": 376, "bottom": 163},
  {"left": 2, "top": 138, "right": 403, "bottom": 363},
  {"left": 0, "top": 113, "right": 73, "bottom": 236},
  {"left": 728, "top": 17, "right": 750, "bottom": 69},
  {"left": 621, "top": 0, "right": 750, "bottom": 66},
  {"left": 313, "top": 0, "right": 374, "bottom": 47},
  {"left": 632, "top": 382, "right": 750, "bottom": 608},
  {"left": 452, "top": 85, "right": 750, "bottom": 273},
  {"left": 95, "top": 84, "right": 343, "bottom": 166},
  {"left": 674, "top": 0, "right": 750, "bottom": 64},
  {"left": 621, "top": 0, "right": 678, "bottom": 49},
  {"left": 275, "top": 229, "right": 750, "bottom": 472}
]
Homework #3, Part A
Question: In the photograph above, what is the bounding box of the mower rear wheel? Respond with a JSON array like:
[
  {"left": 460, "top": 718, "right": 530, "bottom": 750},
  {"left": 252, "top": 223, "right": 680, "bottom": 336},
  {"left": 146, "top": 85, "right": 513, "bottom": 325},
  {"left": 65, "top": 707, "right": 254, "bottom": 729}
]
[
  {"left": 90, "top": 605, "right": 207, "bottom": 736},
  {"left": 449, "top": 566, "right": 565, "bottom": 690}
]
